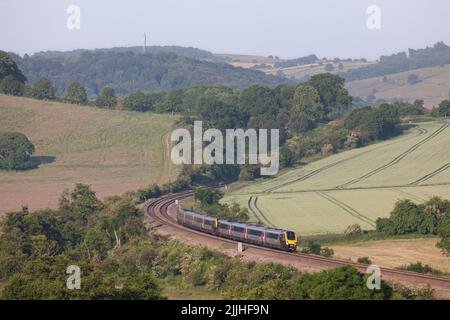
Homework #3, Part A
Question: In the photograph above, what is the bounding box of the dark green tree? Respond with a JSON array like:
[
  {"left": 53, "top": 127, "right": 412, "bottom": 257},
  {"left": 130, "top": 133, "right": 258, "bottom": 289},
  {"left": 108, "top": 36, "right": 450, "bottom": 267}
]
[
  {"left": 31, "top": 77, "right": 55, "bottom": 100},
  {"left": 0, "top": 50, "right": 26, "bottom": 83},
  {"left": 238, "top": 85, "right": 278, "bottom": 123},
  {"left": 65, "top": 81, "right": 88, "bottom": 105},
  {"left": 306, "top": 73, "right": 352, "bottom": 117},
  {"left": 438, "top": 99, "right": 450, "bottom": 117},
  {"left": 95, "top": 86, "right": 117, "bottom": 108},
  {"left": 291, "top": 265, "right": 392, "bottom": 300},
  {"left": 287, "top": 84, "right": 325, "bottom": 133},
  {"left": 0, "top": 75, "right": 24, "bottom": 96},
  {"left": 0, "top": 132, "right": 35, "bottom": 170},
  {"left": 123, "top": 91, "right": 153, "bottom": 111}
]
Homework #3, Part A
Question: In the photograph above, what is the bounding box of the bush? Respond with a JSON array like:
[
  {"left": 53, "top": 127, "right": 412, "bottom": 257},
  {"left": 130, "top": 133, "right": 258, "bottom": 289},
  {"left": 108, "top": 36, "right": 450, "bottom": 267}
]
[
  {"left": 357, "top": 257, "right": 372, "bottom": 265},
  {"left": 0, "top": 75, "right": 24, "bottom": 96},
  {"left": 31, "top": 77, "right": 55, "bottom": 100},
  {"left": 65, "top": 81, "right": 88, "bottom": 105},
  {"left": 398, "top": 262, "right": 442, "bottom": 275},
  {"left": 95, "top": 87, "right": 117, "bottom": 108},
  {"left": 123, "top": 91, "right": 153, "bottom": 111},
  {"left": 345, "top": 224, "right": 362, "bottom": 236},
  {"left": 0, "top": 132, "right": 35, "bottom": 170},
  {"left": 407, "top": 74, "right": 420, "bottom": 85}
]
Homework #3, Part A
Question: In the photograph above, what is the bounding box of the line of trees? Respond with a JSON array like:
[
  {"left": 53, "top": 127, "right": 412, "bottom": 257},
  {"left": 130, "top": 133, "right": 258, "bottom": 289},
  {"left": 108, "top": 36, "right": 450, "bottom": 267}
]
[{"left": 376, "top": 197, "right": 450, "bottom": 254}]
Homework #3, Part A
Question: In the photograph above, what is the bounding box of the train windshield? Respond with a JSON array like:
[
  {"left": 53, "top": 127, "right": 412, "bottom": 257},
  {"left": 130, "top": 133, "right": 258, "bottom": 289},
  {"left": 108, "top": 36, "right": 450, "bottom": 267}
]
[{"left": 286, "top": 231, "right": 296, "bottom": 240}]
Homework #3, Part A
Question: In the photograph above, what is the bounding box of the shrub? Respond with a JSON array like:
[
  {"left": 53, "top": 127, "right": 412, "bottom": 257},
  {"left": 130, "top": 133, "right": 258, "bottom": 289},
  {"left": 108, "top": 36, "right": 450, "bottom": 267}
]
[{"left": 357, "top": 257, "right": 372, "bottom": 265}]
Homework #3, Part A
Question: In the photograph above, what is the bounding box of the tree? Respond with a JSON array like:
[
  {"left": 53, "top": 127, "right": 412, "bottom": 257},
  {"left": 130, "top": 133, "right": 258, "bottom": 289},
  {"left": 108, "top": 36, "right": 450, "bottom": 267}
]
[
  {"left": 95, "top": 87, "right": 117, "bottom": 108},
  {"left": 0, "top": 50, "right": 26, "bottom": 83},
  {"left": 123, "top": 91, "right": 153, "bottom": 111},
  {"left": 238, "top": 85, "right": 278, "bottom": 123},
  {"left": 324, "top": 63, "right": 334, "bottom": 72},
  {"left": 306, "top": 73, "right": 352, "bottom": 117},
  {"left": 195, "top": 188, "right": 224, "bottom": 206},
  {"left": 65, "top": 81, "right": 88, "bottom": 105},
  {"left": 0, "top": 75, "right": 24, "bottom": 96},
  {"left": 31, "top": 77, "right": 55, "bottom": 100},
  {"left": 287, "top": 84, "right": 325, "bottom": 133},
  {"left": 291, "top": 265, "right": 392, "bottom": 300},
  {"left": 407, "top": 74, "right": 420, "bottom": 85},
  {"left": 438, "top": 99, "right": 450, "bottom": 117},
  {"left": 0, "top": 132, "right": 35, "bottom": 170}
]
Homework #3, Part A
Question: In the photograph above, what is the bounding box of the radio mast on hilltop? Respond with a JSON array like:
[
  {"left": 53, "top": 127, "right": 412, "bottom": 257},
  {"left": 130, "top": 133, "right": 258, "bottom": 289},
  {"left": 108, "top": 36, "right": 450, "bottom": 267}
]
[{"left": 143, "top": 33, "right": 147, "bottom": 53}]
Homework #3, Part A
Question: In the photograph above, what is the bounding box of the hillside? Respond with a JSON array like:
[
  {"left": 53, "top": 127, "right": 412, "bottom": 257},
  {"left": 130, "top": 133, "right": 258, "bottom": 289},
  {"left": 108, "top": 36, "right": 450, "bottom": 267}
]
[
  {"left": 11, "top": 50, "right": 288, "bottom": 96},
  {"left": 265, "top": 60, "right": 375, "bottom": 81},
  {"left": 30, "top": 45, "right": 220, "bottom": 62},
  {"left": 0, "top": 94, "right": 177, "bottom": 214},
  {"left": 223, "top": 121, "right": 450, "bottom": 236},
  {"left": 346, "top": 64, "right": 450, "bottom": 108}
]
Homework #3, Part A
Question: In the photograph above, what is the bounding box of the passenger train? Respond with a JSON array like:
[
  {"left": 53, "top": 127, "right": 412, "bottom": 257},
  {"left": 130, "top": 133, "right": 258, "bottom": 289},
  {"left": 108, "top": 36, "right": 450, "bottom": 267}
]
[{"left": 177, "top": 207, "right": 298, "bottom": 252}]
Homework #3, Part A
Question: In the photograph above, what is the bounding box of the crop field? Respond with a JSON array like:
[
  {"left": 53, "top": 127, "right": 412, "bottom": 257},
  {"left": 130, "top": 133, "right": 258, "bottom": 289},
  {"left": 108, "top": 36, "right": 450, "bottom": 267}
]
[
  {"left": 223, "top": 121, "right": 450, "bottom": 236},
  {"left": 346, "top": 64, "right": 450, "bottom": 108},
  {"left": 265, "top": 61, "right": 374, "bottom": 79},
  {"left": 0, "top": 94, "right": 177, "bottom": 214}
]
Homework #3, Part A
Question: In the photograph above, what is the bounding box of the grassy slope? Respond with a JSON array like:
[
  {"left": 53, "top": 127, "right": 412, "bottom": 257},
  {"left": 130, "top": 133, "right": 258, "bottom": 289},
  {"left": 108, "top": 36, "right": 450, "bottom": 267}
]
[
  {"left": 265, "top": 61, "right": 375, "bottom": 79},
  {"left": 223, "top": 121, "right": 450, "bottom": 236},
  {"left": 0, "top": 94, "right": 177, "bottom": 214},
  {"left": 346, "top": 64, "right": 450, "bottom": 108}
]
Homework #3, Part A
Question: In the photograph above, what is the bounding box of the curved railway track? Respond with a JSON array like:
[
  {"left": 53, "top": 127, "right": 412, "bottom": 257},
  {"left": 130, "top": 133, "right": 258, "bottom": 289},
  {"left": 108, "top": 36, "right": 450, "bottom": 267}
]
[{"left": 144, "top": 191, "right": 450, "bottom": 298}]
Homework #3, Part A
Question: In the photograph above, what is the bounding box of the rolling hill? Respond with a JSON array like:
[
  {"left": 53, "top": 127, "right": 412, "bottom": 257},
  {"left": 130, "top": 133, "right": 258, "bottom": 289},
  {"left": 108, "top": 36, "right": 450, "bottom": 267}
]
[
  {"left": 346, "top": 64, "right": 450, "bottom": 108},
  {"left": 11, "top": 50, "right": 288, "bottom": 96},
  {"left": 223, "top": 121, "right": 450, "bottom": 236},
  {"left": 0, "top": 94, "right": 177, "bottom": 214}
]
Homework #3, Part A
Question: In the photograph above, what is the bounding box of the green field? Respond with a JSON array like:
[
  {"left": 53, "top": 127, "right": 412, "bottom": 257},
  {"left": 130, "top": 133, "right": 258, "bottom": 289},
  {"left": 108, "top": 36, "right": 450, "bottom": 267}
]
[
  {"left": 223, "top": 121, "right": 450, "bottom": 236},
  {"left": 0, "top": 94, "right": 177, "bottom": 214},
  {"left": 265, "top": 61, "right": 375, "bottom": 79}
]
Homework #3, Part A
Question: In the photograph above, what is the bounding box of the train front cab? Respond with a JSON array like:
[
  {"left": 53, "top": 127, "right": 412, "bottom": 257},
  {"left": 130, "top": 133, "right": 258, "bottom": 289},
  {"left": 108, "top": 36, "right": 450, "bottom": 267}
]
[{"left": 284, "top": 231, "right": 298, "bottom": 252}]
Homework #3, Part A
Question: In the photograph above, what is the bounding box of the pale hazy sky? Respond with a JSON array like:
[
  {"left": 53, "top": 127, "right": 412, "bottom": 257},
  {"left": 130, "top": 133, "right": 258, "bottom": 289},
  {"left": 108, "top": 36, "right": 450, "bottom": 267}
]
[{"left": 1, "top": 0, "right": 450, "bottom": 59}]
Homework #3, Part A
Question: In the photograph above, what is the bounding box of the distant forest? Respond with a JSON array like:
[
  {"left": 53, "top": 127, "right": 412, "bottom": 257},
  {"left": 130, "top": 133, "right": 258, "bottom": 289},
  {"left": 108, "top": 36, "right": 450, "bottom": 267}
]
[
  {"left": 10, "top": 49, "right": 288, "bottom": 96},
  {"left": 7, "top": 41, "right": 450, "bottom": 96},
  {"left": 344, "top": 42, "right": 450, "bottom": 81}
]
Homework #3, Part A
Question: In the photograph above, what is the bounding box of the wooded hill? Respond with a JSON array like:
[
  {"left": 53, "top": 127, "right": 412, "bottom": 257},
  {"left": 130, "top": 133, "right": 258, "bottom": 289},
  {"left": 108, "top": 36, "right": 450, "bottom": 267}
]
[{"left": 10, "top": 50, "right": 289, "bottom": 96}]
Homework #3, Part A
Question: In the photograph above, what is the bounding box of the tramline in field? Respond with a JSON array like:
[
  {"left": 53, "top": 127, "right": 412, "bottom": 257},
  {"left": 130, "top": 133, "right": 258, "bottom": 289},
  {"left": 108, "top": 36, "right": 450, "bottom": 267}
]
[{"left": 176, "top": 208, "right": 298, "bottom": 252}]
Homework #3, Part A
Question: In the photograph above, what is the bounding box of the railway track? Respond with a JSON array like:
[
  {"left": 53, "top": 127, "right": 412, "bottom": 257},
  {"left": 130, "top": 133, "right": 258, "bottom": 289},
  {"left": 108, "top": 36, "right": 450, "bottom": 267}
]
[{"left": 144, "top": 191, "right": 450, "bottom": 298}]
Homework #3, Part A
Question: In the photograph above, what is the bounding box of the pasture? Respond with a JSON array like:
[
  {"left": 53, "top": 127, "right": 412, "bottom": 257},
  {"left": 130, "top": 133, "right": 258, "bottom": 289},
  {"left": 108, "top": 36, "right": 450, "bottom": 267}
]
[
  {"left": 223, "top": 121, "right": 450, "bottom": 236},
  {"left": 0, "top": 94, "right": 177, "bottom": 214},
  {"left": 346, "top": 64, "right": 450, "bottom": 108}
]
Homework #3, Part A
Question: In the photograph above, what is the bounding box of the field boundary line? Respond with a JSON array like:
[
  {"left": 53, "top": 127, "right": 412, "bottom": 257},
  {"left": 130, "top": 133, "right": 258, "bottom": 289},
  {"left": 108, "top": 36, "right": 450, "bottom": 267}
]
[
  {"left": 258, "top": 124, "right": 427, "bottom": 194},
  {"left": 336, "top": 123, "right": 449, "bottom": 189},
  {"left": 408, "top": 161, "right": 450, "bottom": 186},
  {"left": 247, "top": 196, "right": 263, "bottom": 224},
  {"left": 253, "top": 196, "right": 277, "bottom": 228},
  {"left": 317, "top": 192, "right": 376, "bottom": 227}
]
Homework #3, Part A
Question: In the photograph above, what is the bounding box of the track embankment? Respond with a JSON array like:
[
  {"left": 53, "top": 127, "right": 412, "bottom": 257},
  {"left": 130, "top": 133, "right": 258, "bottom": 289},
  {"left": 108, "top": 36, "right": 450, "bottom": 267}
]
[{"left": 144, "top": 191, "right": 450, "bottom": 299}]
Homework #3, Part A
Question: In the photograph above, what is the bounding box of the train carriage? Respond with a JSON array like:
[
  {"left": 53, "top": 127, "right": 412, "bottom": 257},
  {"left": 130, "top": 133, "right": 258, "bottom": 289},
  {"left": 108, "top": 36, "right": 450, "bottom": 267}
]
[{"left": 178, "top": 208, "right": 298, "bottom": 252}]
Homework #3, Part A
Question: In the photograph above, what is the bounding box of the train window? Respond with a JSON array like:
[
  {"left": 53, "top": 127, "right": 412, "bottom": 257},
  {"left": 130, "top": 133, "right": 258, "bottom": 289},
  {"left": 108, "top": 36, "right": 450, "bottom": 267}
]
[
  {"left": 286, "top": 231, "right": 296, "bottom": 240},
  {"left": 267, "top": 233, "right": 278, "bottom": 239},
  {"left": 248, "top": 229, "right": 262, "bottom": 236},
  {"left": 204, "top": 220, "right": 212, "bottom": 225},
  {"left": 219, "top": 223, "right": 229, "bottom": 229},
  {"left": 233, "top": 226, "right": 244, "bottom": 233},
  {"left": 195, "top": 217, "right": 202, "bottom": 223}
]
